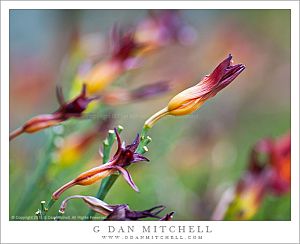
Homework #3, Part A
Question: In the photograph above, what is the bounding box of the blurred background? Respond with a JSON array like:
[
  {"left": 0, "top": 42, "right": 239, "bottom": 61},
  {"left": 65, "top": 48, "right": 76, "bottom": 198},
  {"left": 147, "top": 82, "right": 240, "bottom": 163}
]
[{"left": 9, "top": 9, "right": 290, "bottom": 220}]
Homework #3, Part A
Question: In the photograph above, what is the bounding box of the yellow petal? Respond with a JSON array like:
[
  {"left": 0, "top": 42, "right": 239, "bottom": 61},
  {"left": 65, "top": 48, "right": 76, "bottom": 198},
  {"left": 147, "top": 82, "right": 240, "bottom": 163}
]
[
  {"left": 168, "top": 98, "right": 205, "bottom": 116},
  {"left": 85, "top": 61, "right": 123, "bottom": 95}
]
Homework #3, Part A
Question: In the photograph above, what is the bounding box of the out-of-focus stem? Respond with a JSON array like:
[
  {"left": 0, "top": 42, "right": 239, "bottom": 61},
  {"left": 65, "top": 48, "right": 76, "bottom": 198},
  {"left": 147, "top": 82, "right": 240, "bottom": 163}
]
[
  {"left": 9, "top": 127, "right": 24, "bottom": 141},
  {"left": 16, "top": 131, "right": 55, "bottom": 216}
]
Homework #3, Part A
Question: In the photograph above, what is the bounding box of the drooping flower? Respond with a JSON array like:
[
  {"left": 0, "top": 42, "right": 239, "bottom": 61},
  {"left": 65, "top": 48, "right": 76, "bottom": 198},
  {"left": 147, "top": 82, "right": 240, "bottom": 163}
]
[
  {"left": 52, "top": 128, "right": 149, "bottom": 200},
  {"left": 9, "top": 84, "right": 98, "bottom": 141},
  {"left": 144, "top": 54, "right": 245, "bottom": 128},
  {"left": 59, "top": 195, "right": 174, "bottom": 221}
]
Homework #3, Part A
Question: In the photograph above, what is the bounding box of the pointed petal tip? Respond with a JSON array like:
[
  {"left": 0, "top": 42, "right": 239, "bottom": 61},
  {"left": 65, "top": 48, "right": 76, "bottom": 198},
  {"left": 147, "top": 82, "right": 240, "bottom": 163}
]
[{"left": 132, "top": 153, "right": 150, "bottom": 163}]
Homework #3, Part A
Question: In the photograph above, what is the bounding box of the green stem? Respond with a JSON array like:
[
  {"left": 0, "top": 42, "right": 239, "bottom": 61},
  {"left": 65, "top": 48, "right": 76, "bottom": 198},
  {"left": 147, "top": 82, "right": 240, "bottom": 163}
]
[{"left": 16, "top": 131, "right": 55, "bottom": 216}]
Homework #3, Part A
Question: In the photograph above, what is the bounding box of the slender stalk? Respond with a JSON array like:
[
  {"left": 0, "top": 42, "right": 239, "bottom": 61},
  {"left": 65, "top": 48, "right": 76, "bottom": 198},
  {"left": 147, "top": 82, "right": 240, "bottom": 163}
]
[
  {"left": 144, "top": 107, "right": 169, "bottom": 129},
  {"left": 16, "top": 131, "right": 55, "bottom": 215},
  {"left": 85, "top": 126, "right": 151, "bottom": 219},
  {"left": 46, "top": 198, "right": 56, "bottom": 211}
]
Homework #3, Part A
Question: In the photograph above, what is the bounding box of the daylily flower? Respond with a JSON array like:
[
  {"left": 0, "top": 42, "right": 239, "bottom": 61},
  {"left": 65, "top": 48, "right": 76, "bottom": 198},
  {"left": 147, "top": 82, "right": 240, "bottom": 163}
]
[
  {"left": 81, "top": 27, "right": 143, "bottom": 95},
  {"left": 59, "top": 195, "right": 174, "bottom": 221},
  {"left": 268, "top": 133, "right": 291, "bottom": 195},
  {"left": 135, "top": 10, "right": 197, "bottom": 53},
  {"left": 144, "top": 54, "right": 245, "bottom": 128},
  {"left": 9, "top": 84, "right": 98, "bottom": 141},
  {"left": 54, "top": 117, "right": 113, "bottom": 167},
  {"left": 216, "top": 133, "right": 290, "bottom": 220},
  {"left": 52, "top": 128, "right": 149, "bottom": 200},
  {"left": 247, "top": 134, "right": 291, "bottom": 195}
]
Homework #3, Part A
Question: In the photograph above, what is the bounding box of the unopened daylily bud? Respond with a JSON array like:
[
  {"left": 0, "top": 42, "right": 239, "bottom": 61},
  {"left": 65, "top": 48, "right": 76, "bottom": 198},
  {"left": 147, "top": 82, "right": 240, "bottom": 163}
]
[{"left": 144, "top": 55, "right": 245, "bottom": 128}]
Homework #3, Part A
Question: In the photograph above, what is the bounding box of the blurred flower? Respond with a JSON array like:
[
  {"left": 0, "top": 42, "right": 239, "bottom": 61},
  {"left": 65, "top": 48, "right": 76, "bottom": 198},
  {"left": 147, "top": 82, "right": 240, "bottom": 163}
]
[
  {"left": 53, "top": 117, "right": 113, "bottom": 167},
  {"left": 135, "top": 10, "right": 197, "bottom": 53},
  {"left": 144, "top": 54, "right": 245, "bottom": 128},
  {"left": 102, "top": 80, "right": 171, "bottom": 105},
  {"left": 52, "top": 128, "right": 149, "bottom": 200},
  {"left": 247, "top": 134, "right": 291, "bottom": 195},
  {"left": 222, "top": 170, "right": 268, "bottom": 220},
  {"left": 79, "top": 27, "right": 144, "bottom": 96},
  {"left": 9, "top": 84, "right": 98, "bottom": 141},
  {"left": 59, "top": 195, "right": 173, "bottom": 221},
  {"left": 73, "top": 11, "right": 194, "bottom": 96},
  {"left": 268, "top": 133, "right": 291, "bottom": 195},
  {"left": 215, "top": 133, "right": 290, "bottom": 220}
]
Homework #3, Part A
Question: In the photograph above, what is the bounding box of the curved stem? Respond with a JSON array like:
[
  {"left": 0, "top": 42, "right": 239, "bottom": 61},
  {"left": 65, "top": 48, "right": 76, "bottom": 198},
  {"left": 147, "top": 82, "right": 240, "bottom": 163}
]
[
  {"left": 144, "top": 107, "right": 169, "bottom": 129},
  {"left": 52, "top": 180, "right": 77, "bottom": 200}
]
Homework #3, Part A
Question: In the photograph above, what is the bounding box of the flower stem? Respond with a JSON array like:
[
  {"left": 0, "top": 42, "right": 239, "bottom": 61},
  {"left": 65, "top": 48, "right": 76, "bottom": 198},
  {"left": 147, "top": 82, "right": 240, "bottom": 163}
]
[
  {"left": 144, "top": 107, "right": 169, "bottom": 129},
  {"left": 16, "top": 130, "right": 55, "bottom": 216}
]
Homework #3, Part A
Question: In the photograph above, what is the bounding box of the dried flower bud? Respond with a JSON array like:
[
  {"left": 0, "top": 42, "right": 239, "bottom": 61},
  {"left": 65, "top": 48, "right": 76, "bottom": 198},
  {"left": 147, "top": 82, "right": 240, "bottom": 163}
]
[
  {"left": 59, "top": 195, "right": 114, "bottom": 216},
  {"left": 52, "top": 128, "right": 149, "bottom": 200},
  {"left": 144, "top": 55, "right": 245, "bottom": 128},
  {"left": 105, "top": 205, "right": 166, "bottom": 221},
  {"left": 9, "top": 84, "right": 98, "bottom": 141},
  {"left": 59, "top": 195, "right": 174, "bottom": 221}
]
